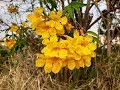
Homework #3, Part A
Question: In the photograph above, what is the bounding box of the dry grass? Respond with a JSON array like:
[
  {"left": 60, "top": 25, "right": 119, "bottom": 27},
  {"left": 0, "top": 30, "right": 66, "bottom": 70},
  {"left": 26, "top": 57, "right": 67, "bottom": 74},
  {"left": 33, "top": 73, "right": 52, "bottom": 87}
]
[{"left": 0, "top": 47, "right": 120, "bottom": 90}]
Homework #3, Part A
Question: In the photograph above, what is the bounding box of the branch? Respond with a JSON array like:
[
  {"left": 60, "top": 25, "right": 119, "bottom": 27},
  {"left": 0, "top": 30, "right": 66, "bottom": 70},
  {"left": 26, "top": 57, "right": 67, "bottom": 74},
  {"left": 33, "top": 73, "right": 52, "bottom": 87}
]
[
  {"left": 83, "top": 0, "right": 91, "bottom": 31},
  {"left": 60, "top": 0, "right": 64, "bottom": 10},
  {"left": 88, "top": 6, "right": 120, "bottom": 30}
]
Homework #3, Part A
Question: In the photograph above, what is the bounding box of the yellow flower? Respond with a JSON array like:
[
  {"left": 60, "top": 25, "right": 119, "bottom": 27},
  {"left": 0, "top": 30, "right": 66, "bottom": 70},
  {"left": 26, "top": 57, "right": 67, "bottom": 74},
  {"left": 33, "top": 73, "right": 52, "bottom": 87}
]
[
  {"left": 91, "top": 51, "right": 96, "bottom": 57},
  {"left": 27, "top": 8, "right": 43, "bottom": 23},
  {"left": 44, "top": 59, "right": 53, "bottom": 73},
  {"left": 35, "top": 29, "right": 97, "bottom": 73},
  {"left": 75, "top": 60, "right": 85, "bottom": 69},
  {"left": 67, "top": 59, "right": 75, "bottom": 70},
  {"left": 4, "top": 38, "right": 16, "bottom": 49},
  {"left": 35, "top": 54, "right": 46, "bottom": 67},
  {"left": 10, "top": 24, "right": 19, "bottom": 32},
  {"left": 50, "top": 11, "right": 62, "bottom": 20},
  {"left": 21, "top": 22, "right": 28, "bottom": 28},
  {"left": 42, "top": 35, "right": 58, "bottom": 45},
  {"left": 44, "top": 57, "right": 63, "bottom": 73},
  {"left": 42, "top": 41, "right": 68, "bottom": 59},
  {"left": 35, "top": 21, "right": 57, "bottom": 38},
  {"left": 36, "top": 54, "right": 63, "bottom": 73},
  {"left": 84, "top": 35, "right": 93, "bottom": 43},
  {"left": 82, "top": 56, "right": 91, "bottom": 67},
  {"left": 46, "top": 11, "right": 67, "bottom": 35},
  {"left": 27, "top": 7, "right": 43, "bottom": 30},
  {"left": 27, "top": 8, "right": 97, "bottom": 73},
  {"left": 52, "top": 61, "right": 62, "bottom": 73},
  {"left": 65, "top": 23, "right": 74, "bottom": 32}
]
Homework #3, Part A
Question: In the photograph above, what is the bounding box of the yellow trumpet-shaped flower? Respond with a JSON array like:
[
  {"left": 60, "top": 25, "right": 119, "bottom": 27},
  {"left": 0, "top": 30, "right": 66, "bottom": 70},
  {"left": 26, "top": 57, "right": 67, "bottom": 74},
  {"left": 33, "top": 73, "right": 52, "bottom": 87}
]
[
  {"left": 10, "top": 24, "right": 19, "bottom": 33},
  {"left": 35, "top": 26, "right": 96, "bottom": 73},
  {"left": 65, "top": 23, "right": 74, "bottom": 32},
  {"left": 4, "top": 38, "right": 16, "bottom": 49},
  {"left": 27, "top": 8, "right": 43, "bottom": 23},
  {"left": 42, "top": 40, "right": 68, "bottom": 59},
  {"left": 35, "top": 21, "right": 57, "bottom": 39},
  {"left": 27, "top": 7, "right": 43, "bottom": 30},
  {"left": 36, "top": 54, "right": 46, "bottom": 67},
  {"left": 21, "top": 22, "right": 28, "bottom": 28},
  {"left": 46, "top": 11, "right": 67, "bottom": 35},
  {"left": 36, "top": 53, "right": 63, "bottom": 73}
]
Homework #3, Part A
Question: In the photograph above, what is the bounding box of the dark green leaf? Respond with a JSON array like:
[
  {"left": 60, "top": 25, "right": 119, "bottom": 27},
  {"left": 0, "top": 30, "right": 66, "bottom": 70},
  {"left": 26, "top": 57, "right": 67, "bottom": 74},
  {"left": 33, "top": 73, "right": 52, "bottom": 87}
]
[
  {"left": 64, "top": 6, "right": 74, "bottom": 20},
  {"left": 63, "top": 1, "right": 87, "bottom": 19}
]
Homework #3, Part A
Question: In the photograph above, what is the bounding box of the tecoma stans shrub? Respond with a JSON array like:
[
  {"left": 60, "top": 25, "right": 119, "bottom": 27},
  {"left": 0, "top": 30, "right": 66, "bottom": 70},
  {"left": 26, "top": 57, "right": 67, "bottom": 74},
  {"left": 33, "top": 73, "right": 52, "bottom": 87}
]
[{"left": 27, "top": 8, "right": 97, "bottom": 74}]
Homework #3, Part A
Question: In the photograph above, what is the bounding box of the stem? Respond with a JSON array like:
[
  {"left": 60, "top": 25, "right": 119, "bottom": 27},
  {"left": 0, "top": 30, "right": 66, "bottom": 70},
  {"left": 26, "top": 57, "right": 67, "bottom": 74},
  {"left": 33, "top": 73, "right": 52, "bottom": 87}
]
[{"left": 106, "top": 0, "right": 111, "bottom": 59}]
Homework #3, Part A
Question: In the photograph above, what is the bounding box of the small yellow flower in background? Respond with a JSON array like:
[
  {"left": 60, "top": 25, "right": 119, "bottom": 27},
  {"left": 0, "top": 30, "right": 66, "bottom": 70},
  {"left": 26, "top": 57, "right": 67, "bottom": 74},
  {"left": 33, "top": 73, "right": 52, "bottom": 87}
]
[
  {"left": 21, "top": 22, "right": 28, "bottom": 28},
  {"left": 3, "top": 38, "right": 16, "bottom": 49},
  {"left": 10, "top": 24, "right": 19, "bottom": 33},
  {"left": 7, "top": 4, "right": 18, "bottom": 13}
]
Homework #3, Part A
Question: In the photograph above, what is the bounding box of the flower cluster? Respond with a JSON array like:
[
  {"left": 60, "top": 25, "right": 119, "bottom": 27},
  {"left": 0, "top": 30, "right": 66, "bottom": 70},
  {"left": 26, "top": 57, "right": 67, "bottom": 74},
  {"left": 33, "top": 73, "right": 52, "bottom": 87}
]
[
  {"left": 27, "top": 8, "right": 69, "bottom": 38},
  {"left": 3, "top": 22, "right": 28, "bottom": 49},
  {"left": 36, "top": 31, "right": 96, "bottom": 73},
  {"left": 27, "top": 7, "right": 96, "bottom": 73}
]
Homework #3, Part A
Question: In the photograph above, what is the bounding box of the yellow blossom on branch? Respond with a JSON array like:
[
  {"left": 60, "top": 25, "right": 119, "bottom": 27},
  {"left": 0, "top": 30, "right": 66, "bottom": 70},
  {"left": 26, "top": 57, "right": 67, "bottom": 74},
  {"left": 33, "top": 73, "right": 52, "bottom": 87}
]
[
  {"left": 3, "top": 38, "right": 16, "bottom": 49},
  {"left": 27, "top": 7, "right": 43, "bottom": 30},
  {"left": 46, "top": 11, "right": 68, "bottom": 35},
  {"left": 21, "top": 22, "right": 28, "bottom": 28},
  {"left": 10, "top": 24, "right": 19, "bottom": 33},
  {"left": 35, "top": 21, "right": 57, "bottom": 39},
  {"left": 65, "top": 23, "right": 74, "bottom": 32},
  {"left": 27, "top": 8, "right": 97, "bottom": 74},
  {"left": 36, "top": 31, "right": 96, "bottom": 73}
]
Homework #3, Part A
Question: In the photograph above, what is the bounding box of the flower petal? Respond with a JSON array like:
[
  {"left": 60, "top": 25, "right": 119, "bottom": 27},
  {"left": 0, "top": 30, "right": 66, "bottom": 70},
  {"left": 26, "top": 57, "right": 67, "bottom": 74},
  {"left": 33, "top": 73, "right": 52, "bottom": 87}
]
[
  {"left": 58, "top": 49, "right": 67, "bottom": 59},
  {"left": 27, "top": 14, "right": 37, "bottom": 23},
  {"left": 50, "top": 11, "right": 55, "bottom": 19},
  {"left": 67, "top": 59, "right": 75, "bottom": 70},
  {"left": 60, "top": 16, "right": 67, "bottom": 25},
  {"left": 55, "top": 22, "right": 63, "bottom": 30},
  {"left": 52, "top": 62, "right": 62, "bottom": 73},
  {"left": 36, "top": 59, "right": 45, "bottom": 67},
  {"left": 57, "top": 11, "right": 62, "bottom": 18}
]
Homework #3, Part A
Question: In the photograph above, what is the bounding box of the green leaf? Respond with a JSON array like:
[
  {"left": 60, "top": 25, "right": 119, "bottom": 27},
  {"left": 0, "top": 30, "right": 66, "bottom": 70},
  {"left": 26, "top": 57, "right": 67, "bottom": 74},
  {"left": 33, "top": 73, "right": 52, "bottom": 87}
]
[
  {"left": 63, "top": 1, "right": 87, "bottom": 19},
  {"left": 93, "top": 37, "right": 102, "bottom": 45},
  {"left": 87, "top": 31, "right": 98, "bottom": 38},
  {"left": 14, "top": 39, "right": 28, "bottom": 52},
  {"left": 64, "top": 6, "right": 74, "bottom": 20},
  {"left": 71, "top": 1, "right": 87, "bottom": 11}
]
